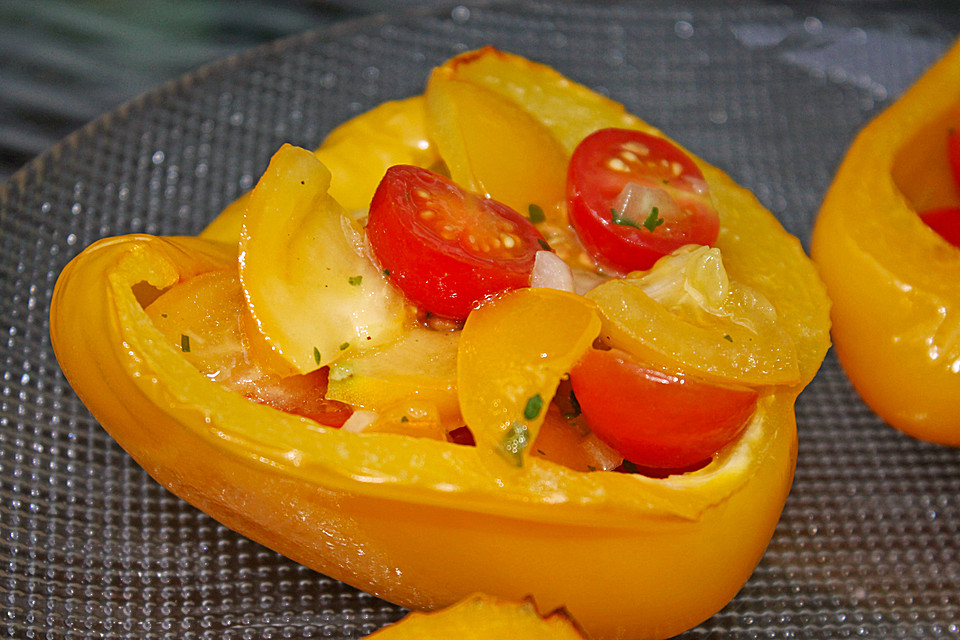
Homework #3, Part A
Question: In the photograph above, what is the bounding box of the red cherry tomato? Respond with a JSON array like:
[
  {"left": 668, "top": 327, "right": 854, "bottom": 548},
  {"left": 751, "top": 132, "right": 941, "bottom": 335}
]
[
  {"left": 569, "top": 348, "right": 758, "bottom": 469},
  {"left": 367, "top": 165, "right": 546, "bottom": 319},
  {"left": 567, "top": 128, "right": 720, "bottom": 273},
  {"left": 920, "top": 207, "right": 960, "bottom": 248}
]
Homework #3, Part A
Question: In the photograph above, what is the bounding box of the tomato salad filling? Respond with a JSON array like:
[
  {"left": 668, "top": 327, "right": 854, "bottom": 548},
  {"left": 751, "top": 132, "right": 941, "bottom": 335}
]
[{"left": 145, "top": 126, "right": 785, "bottom": 477}]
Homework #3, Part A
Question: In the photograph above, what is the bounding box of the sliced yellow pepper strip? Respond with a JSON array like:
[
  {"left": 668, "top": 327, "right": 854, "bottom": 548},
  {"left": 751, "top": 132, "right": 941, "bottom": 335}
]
[{"left": 458, "top": 288, "right": 601, "bottom": 468}]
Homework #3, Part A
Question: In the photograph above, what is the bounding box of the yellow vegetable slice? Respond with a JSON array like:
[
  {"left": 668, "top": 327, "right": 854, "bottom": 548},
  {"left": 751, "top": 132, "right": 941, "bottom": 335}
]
[
  {"left": 319, "top": 95, "right": 439, "bottom": 212},
  {"left": 435, "top": 46, "right": 657, "bottom": 153},
  {"left": 327, "top": 326, "right": 461, "bottom": 429},
  {"left": 426, "top": 73, "right": 568, "bottom": 220},
  {"left": 239, "top": 143, "right": 409, "bottom": 373},
  {"left": 145, "top": 268, "right": 249, "bottom": 379},
  {"left": 587, "top": 246, "right": 801, "bottom": 387},
  {"left": 457, "top": 288, "right": 601, "bottom": 467},
  {"left": 366, "top": 594, "right": 588, "bottom": 639}
]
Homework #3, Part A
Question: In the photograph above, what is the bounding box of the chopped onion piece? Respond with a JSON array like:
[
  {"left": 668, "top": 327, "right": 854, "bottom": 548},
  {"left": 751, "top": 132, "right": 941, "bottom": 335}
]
[
  {"left": 340, "top": 409, "right": 379, "bottom": 433},
  {"left": 571, "top": 267, "right": 607, "bottom": 295},
  {"left": 530, "top": 251, "right": 576, "bottom": 292},
  {"left": 614, "top": 182, "right": 681, "bottom": 227}
]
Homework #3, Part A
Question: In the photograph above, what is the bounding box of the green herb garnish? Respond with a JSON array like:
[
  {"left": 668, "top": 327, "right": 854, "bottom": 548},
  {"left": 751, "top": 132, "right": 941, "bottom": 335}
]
[
  {"left": 382, "top": 269, "right": 391, "bottom": 277},
  {"left": 537, "top": 238, "right": 552, "bottom": 251},
  {"left": 642, "top": 206, "right": 665, "bottom": 232},
  {"left": 313, "top": 346, "right": 322, "bottom": 364},
  {"left": 723, "top": 334, "right": 733, "bottom": 342},
  {"left": 527, "top": 203, "right": 546, "bottom": 224},
  {"left": 500, "top": 422, "right": 531, "bottom": 467},
  {"left": 339, "top": 342, "right": 350, "bottom": 351},
  {"left": 180, "top": 334, "right": 190, "bottom": 353},
  {"left": 610, "top": 207, "right": 640, "bottom": 229},
  {"left": 523, "top": 394, "right": 544, "bottom": 420},
  {"left": 348, "top": 275, "right": 363, "bottom": 286}
]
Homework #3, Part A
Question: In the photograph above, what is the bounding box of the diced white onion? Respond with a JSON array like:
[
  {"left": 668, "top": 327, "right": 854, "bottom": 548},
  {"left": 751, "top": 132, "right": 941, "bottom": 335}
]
[
  {"left": 340, "top": 410, "right": 379, "bottom": 433},
  {"left": 571, "top": 267, "right": 607, "bottom": 295},
  {"left": 614, "top": 182, "right": 680, "bottom": 226},
  {"left": 530, "top": 251, "right": 575, "bottom": 292}
]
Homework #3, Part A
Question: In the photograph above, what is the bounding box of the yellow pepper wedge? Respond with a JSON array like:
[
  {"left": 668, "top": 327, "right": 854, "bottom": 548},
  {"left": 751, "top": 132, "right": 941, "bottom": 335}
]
[
  {"left": 457, "top": 288, "right": 600, "bottom": 468},
  {"left": 50, "top": 48, "right": 831, "bottom": 640},
  {"left": 811, "top": 39, "right": 960, "bottom": 446},
  {"left": 426, "top": 73, "right": 568, "bottom": 219},
  {"left": 366, "top": 594, "right": 588, "bottom": 639}
]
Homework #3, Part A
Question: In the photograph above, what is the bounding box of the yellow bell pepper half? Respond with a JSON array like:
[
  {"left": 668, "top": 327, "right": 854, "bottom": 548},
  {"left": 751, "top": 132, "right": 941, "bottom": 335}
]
[
  {"left": 812, "top": 39, "right": 960, "bottom": 446},
  {"left": 51, "top": 48, "right": 831, "bottom": 640}
]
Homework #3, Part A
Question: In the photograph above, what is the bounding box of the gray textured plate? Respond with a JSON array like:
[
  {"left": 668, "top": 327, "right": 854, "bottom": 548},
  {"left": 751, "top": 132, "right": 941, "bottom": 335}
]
[{"left": 2, "top": 1, "right": 959, "bottom": 638}]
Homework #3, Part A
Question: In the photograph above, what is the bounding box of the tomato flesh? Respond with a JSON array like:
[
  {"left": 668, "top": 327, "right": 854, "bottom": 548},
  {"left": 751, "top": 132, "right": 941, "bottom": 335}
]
[
  {"left": 367, "top": 165, "right": 546, "bottom": 319},
  {"left": 569, "top": 348, "right": 757, "bottom": 469},
  {"left": 238, "top": 368, "right": 353, "bottom": 428},
  {"left": 567, "top": 128, "right": 720, "bottom": 273}
]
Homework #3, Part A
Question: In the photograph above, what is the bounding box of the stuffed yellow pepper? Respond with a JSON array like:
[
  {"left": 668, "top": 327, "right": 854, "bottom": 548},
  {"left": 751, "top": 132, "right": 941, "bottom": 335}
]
[
  {"left": 812, "top": 39, "right": 960, "bottom": 446},
  {"left": 51, "top": 48, "right": 830, "bottom": 640}
]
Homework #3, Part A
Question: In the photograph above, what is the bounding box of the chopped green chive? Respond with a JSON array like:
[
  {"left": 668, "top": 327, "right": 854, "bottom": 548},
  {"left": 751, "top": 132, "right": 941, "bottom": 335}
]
[
  {"left": 348, "top": 275, "right": 363, "bottom": 286},
  {"left": 527, "top": 203, "right": 546, "bottom": 224},
  {"left": 611, "top": 207, "right": 641, "bottom": 229},
  {"left": 382, "top": 269, "right": 391, "bottom": 277},
  {"left": 523, "top": 394, "right": 544, "bottom": 421},
  {"left": 339, "top": 342, "right": 350, "bottom": 351},
  {"left": 500, "top": 422, "right": 531, "bottom": 467},
  {"left": 537, "top": 238, "right": 552, "bottom": 251},
  {"left": 723, "top": 334, "right": 733, "bottom": 342},
  {"left": 400, "top": 415, "right": 409, "bottom": 423},
  {"left": 642, "top": 206, "right": 665, "bottom": 232},
  {"left": 180, "top": 334, "right": 190, "bottom": 353},
  {"left": 313, "top": 347, "right": 322, "bottom": 364}
]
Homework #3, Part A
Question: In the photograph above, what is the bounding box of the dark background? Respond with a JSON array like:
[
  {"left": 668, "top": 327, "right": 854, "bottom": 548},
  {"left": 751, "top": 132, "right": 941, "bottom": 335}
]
[{"left": 0, "top": 1, "right": 458, "bottom": 185}]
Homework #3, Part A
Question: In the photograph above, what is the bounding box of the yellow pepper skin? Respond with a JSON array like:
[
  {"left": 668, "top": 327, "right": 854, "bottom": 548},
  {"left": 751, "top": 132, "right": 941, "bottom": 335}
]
[
  {"left": 51, "top": 49, "right": 830, "bottom": 640},
  {"left": 366, "top": 594, "right": 588, "bottom": 639},
  {"left": 811, "top": 39, "right": 960, "bottom": 446}
]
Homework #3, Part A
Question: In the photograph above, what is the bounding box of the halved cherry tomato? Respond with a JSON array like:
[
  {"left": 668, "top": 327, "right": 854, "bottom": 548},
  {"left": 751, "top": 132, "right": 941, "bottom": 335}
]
[
  {"left": 917, "top": 126, "right": 960, "bottom": 248},
  {"left": 569, "top": 348, "right": 757, "bottom": 469},
  {"left": 920, "top": 207, "right": 960, "bottom": 247},
  {"left": 567, "top": 128, "right": 720, "bottom": 273},
  {"left": 367, "top": 165, "right": 546, "bottom": 319}
]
